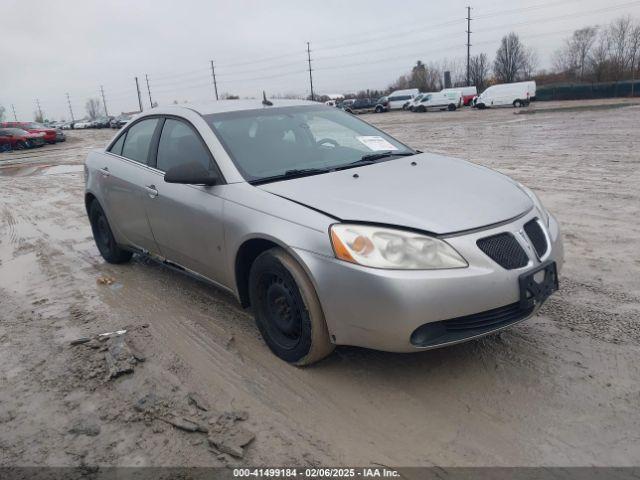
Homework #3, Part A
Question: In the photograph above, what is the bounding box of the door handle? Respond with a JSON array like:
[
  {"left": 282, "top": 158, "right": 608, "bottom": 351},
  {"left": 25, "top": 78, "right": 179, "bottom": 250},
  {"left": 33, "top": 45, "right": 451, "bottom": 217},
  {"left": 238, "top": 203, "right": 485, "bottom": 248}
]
[
  {"left": 145, "top": 185, "right": 158, "bottom": 198},
  {"left": 100, "top": 167, "right": 110, "bottom": 177}
]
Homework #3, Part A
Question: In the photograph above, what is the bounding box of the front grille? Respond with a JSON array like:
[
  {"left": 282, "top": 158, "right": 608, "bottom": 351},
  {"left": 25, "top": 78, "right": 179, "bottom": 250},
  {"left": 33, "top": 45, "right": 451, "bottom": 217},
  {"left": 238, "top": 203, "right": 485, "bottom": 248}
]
[
  {"left": 443, "top": 302, "right": 534, "bottom": 331},
  {"left": 477, "top": 232, "right": 529, "bottom": 269},
  {"left": 524, "top": 219, "right": 548, "bottom": 258},
  {"left": 410, "top": 302, "right": 535, "bottom": 347}
]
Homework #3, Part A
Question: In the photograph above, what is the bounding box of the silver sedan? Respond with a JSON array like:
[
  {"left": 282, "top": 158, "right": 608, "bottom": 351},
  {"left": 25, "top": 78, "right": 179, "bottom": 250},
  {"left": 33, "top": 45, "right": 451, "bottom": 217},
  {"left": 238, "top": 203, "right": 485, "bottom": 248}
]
[{"left": 84, "top": 99, "right": 563, "bottom": 365}]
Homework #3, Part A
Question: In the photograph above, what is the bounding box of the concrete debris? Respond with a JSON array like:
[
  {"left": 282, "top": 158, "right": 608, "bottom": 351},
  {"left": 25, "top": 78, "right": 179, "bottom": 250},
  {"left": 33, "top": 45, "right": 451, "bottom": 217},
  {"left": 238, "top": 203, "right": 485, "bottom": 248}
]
[
  {"left": 68, "top": 418, "right": 101, "bottom": 437},
  {"left": 187, "top": 392, "right": 210, "bottom": 412},
  {"left": 207, "top": 411, "right": 254, "bottom": 458},
  {"left": 104, "top": 334, "right": 141, "bottom": 380},
  {"left": 162, "top": 415, "right": 207, "bottom": 433},
  {"left": 70, "top": 337, "right": 91, "bottom": 346}
]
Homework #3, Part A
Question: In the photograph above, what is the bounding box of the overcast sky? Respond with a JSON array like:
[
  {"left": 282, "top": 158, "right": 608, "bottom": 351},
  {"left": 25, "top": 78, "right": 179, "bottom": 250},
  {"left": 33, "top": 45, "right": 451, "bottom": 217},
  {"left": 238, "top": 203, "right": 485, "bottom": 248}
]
[{"left": 2, "top": 0, "right": 639, "bottom": 121}]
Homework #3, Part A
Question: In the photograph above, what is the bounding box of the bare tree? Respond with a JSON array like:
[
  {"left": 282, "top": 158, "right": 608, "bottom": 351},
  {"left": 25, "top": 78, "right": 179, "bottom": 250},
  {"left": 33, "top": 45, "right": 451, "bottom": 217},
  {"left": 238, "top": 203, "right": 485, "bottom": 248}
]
[
  {"left": 629, "top": 23, "right": 640, "bottom": 95},
  {"left": 521, "top": 48, "right": 539, "bottom": 79},
  {"left": 573, "top": 27, "right": 599, "bottom": 80},
  {"left": 493, "top": 33, "right": 528, "bottom": 83},
  {"left": 85, "top": 98, "right": 102, "bottom": 120},
  {"left": 589, "top": 30, "right": 611, "bottom": 82},
  {"left": 469, "top": 53, "right": 491, "bottom": 90},
  {"left": 34, "top": 110, "right": 44, "bottom": 123},
  {"left": 608, "top": 16, "right": 633, "bottom": 80},
  {"left": 0, "top": 105, "right": 5, "bottom": 122}
]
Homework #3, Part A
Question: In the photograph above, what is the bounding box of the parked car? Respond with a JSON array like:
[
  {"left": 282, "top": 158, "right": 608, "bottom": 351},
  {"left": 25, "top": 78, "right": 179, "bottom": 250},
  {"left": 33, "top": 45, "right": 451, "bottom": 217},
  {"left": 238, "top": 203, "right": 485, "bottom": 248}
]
[
  {"left": 55, "top": 128, "right": 66, "bottom": 142},
  {"left": 441, "top": 86, "right": 477, "bottom": 106},
  {"left": 0, "top": 128, "right": 46, "bottom": 149},
  {"left": 386, "top": 89, "right": 419, "bottom": 110},
  {"left": 0, "top": 122, "right": 57, "bottom": 144},
  {"left": 73, "top": 120, "right": 92, "bottom": 129},
  {"left": 474, "top": 81, "right": 536, "bottom": 109},
  {"left": 93, "top": 117, "right": 113, "bottom": 129},
  {"left": 374, "top": 96, "right": 389, "bottom": 113},
  {"left": 85, "top": 99, "right": 562, "bottom": 365},
  {"left": 60, "top": 122, "right": 74, "bottom": 130},
  {"left": 342, "top": 98, "right": 377, "bottom": 114},
  {"left": 110, "top": 115, "right": 132, "bottom": 129},
  {"left": 413, "top": 91, "right": 462, "bottom": 112}
]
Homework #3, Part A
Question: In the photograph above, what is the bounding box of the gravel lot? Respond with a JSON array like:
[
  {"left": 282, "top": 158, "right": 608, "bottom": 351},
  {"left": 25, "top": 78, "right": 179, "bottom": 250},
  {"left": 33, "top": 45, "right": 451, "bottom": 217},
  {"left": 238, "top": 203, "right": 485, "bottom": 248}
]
[{"left": 1, "top": 100, "right": 639, "bottom": 468}]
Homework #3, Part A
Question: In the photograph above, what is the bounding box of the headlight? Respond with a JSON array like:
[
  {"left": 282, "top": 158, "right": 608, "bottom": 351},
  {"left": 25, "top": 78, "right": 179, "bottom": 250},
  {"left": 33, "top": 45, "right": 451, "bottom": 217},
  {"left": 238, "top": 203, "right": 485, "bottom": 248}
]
[
  {"left": 518, "top": 183, "right": 549, "bottom": 226},
  {"left": 330, "top": 224, "right": 467, "bottom": 270}
]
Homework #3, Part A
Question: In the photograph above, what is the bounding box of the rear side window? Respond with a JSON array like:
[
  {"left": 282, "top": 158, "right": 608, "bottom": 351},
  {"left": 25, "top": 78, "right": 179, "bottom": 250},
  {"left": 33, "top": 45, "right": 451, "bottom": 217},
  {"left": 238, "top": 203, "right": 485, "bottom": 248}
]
[
  {"left": 156, "top": 119, "right": 213, "bottom": 173},
  {"left": 121, "top": 119, "right": 159, "bottom": 164},
  {"left": 109, "top": 134, "right": 126, "bottom": 156}
]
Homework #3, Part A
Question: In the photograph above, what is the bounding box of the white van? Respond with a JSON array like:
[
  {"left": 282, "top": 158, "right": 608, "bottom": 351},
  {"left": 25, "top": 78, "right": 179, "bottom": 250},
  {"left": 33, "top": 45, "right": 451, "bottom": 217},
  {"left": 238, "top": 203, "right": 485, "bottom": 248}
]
[
  {"left": 413, "top": 91, "right": 462, "bottom": 112},
  {"left": 386, "top": 89, "right": 419, "bottom": 110},
  {"left": 474, "top": 81, "right": 536, "bottom": 109},
  {"left": 404, "top": 92, "right": 429, "bottom": 111},
  {"left": 441, "top": 86, "right": 477, "bottom": 106}
]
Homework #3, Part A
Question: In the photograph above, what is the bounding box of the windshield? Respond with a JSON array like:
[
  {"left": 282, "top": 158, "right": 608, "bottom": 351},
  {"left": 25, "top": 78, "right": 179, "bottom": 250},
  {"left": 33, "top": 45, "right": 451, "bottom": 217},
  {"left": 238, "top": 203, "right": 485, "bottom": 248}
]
[{"left": 205, "top": 105, "right": 413, "bottom": 182}]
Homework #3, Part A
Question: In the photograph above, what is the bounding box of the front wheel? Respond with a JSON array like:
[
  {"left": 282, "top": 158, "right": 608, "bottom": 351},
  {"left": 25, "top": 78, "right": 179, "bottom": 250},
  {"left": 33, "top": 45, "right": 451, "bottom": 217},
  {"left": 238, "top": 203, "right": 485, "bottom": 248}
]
[
  {"left": 513, "top": 100, "right": 523, "bottom": 108},
  {"left": 375, "top": 106, "right": 383, "bottom": 113},
  {"left": 89, "top": 201, "right": 133, "bottom": 264},
  {"left": 447, "top": 103, "right": 457, "bottom": 111},
  {"left": 417, "top": 106, "right": 426, "bottom": 113},
  {"left": 249, "top": 248, "right": 334, "bottom": 366}
]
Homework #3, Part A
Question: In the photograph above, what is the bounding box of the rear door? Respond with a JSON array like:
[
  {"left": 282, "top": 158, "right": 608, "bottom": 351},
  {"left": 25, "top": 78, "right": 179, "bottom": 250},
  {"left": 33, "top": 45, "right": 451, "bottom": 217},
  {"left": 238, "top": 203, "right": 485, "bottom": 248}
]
[
  {"left": 143, "top": 117, "right": 228, "bottom": 285},
  {"left": 101, "top": 117, "right": 162, "bottom": 254}
]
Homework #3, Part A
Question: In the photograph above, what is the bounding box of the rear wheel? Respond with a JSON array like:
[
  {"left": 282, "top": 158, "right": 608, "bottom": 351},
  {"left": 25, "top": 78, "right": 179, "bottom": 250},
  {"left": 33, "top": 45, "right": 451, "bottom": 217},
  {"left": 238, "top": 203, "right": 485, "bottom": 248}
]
[
  {"left": 513, "top": 99, "right": 523, "bottom": 108},
  {"left": 447, "top": 103, "right": 457, "bottom": 111},
  {"left": 249, "top": 248, "right": 334, "bottom": 366},
  {"left": 89, "top": 201, "right": 133, "bottom": 264}
]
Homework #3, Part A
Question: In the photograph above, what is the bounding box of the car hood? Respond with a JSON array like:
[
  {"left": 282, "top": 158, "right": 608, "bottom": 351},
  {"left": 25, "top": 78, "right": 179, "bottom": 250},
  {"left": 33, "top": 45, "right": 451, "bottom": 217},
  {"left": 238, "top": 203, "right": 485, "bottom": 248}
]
[{"left": 258, "top": 153, "right": 532, "bottom": 234}]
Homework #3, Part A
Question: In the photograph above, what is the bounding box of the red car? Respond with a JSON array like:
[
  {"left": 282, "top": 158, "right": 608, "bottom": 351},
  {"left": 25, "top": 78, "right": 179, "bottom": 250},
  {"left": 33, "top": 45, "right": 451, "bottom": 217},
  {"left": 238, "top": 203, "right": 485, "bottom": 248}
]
[
  {"left": 0, "top": 127, "right": 46, "bottom": 150},
  {"left": 0, "top": 122, "right": 57, "bottom": 144}
]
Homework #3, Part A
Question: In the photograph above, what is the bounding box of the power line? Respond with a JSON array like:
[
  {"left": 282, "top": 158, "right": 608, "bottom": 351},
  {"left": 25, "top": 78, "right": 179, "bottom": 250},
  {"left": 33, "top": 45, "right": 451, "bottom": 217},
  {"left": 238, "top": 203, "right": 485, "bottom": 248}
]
[
  {"left": 66, "top": 93, "right": 75, "bottom": 122},
  {"left": 100, "top": 86, "right": 109, "bottom": 116},
  {"left": 145, "top": 74, "right": 153, "bottom": 107},
  {"left": 467, "top": 6, "right": 472, "bottom": 86},
  {"left": 135, "top": 77, "right": 143, "bottom": 112},
  {"left": 210, "top": 61, "right": 219, "bottom": 100},
  {"left": 307, "top": 42, "right": 314, "bottom": 101}
]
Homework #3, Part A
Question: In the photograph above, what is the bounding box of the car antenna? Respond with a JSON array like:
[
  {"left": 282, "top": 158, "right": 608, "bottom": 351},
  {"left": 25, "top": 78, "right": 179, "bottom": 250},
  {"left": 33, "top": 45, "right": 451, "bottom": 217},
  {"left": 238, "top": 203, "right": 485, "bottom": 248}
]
[{"left": 262, "top": 91, "right": 273, "bottom": 107}]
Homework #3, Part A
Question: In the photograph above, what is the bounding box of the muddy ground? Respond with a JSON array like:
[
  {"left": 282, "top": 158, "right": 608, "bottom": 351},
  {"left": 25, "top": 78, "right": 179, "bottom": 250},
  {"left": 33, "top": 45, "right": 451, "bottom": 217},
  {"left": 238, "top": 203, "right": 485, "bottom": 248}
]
[{"left": 1, "top": 99, "right": 639, "bottom": 468}]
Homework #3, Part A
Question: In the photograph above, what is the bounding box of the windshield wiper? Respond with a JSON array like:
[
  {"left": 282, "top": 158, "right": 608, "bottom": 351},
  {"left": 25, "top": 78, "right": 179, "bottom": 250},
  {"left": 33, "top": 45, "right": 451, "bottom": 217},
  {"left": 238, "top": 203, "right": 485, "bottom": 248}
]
[
  {"left": 359, "top": 151, "right": 416, "bottom": 162},
  {"left": 250, "top": 167, "right": 332, "bottom": 185},
  {"left": 333, "top": 151, "right": 416, "bottom": 171}
]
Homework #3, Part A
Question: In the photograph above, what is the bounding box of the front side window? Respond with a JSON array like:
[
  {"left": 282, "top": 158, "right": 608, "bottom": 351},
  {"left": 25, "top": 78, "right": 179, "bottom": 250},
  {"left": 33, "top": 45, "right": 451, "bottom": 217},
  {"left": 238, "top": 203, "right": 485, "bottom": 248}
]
[
  {"left": 156, "top": 119, "right": 213, "bottom": 173},
  {"left": 109, "top": 133, "right": 126, "bottom": 156},
  {"left": 206, "top": 106, "right": 413, "bottom": 182},
  {"left": 121, "top": 118, "right": 159, "bottom": 164}
]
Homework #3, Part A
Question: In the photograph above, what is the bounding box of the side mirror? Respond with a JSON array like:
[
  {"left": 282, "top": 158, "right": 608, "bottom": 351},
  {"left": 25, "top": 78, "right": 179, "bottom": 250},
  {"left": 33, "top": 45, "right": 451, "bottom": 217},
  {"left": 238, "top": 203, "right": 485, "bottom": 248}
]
[{"left": 164, "top": 162, "right": 219, "bottom": 186}]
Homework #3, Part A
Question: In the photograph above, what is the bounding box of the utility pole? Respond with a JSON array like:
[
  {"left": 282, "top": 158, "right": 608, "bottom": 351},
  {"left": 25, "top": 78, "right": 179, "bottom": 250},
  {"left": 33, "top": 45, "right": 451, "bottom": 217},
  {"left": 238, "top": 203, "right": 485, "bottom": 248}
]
[
  {"left": 466, "top": 6, "right": 472, "bottom": 87},
  {"left": 66, "top": 93, "right": 75, "bottom": 122},
  {"left": 35, "top": 99, "right": 43, "bottom": 121},
  {"left": 100, "top": 85, "right": 109, "bottom": 116},
  {"left": 11, "top": 104, "right": 17, "bottom": 121},
  {"left": 210, "top": 61, "right": 219, "bottom": 100},
  {"left": 135, "top": 77, "right": 143, "bottom": 112},
  {"left": 306, "top": 42, "right": 315, "bottom": 102},
  {"left": 145, "top": 74, "right": 154, "bottom": 108}
]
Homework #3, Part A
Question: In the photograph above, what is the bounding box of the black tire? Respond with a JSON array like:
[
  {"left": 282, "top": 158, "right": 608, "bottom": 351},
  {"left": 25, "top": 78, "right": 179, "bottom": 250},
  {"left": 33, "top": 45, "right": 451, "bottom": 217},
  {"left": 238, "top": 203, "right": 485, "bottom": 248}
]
[
  {"left": 417, "top": 105, "right": 426, "bottom": 113},
  {"left": 88, "top": 201, "right": 133, "bottom": 264},
  {"left": 477, "top": 103, "right": 486, "bottom": 110},
  {"left": 15, "top": 141, "right": 28, "bottom": 150},
  {"left": 513, "top": 99, "right": 523, "bottom": 108},
  {"left": 375, "top": 105, "right": 383, "bottom": 113},
  {"left": 249, "top": 248, "right": 334, "bottom": 366},
  {"left": 447, "top": 103, "right": 457, "bottom": 111}
]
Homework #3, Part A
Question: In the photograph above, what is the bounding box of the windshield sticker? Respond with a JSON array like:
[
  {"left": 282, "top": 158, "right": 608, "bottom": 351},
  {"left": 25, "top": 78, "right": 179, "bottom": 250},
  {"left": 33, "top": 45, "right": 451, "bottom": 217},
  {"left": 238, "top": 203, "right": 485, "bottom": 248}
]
[{"left": 356, "top": 136, "right": 398, "bottom": 151}]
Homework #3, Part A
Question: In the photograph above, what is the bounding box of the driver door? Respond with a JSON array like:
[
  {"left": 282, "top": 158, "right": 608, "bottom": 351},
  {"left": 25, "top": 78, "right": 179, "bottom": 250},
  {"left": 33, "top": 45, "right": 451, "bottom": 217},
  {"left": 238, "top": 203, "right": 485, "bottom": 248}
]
[{"left": 143, "top": 117, "right": 228, "bottom": 285}]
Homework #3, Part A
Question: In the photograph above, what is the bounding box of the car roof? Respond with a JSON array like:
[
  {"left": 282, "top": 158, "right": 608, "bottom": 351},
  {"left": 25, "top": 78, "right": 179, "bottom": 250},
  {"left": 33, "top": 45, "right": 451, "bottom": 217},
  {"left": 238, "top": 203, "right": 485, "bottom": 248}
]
[{"left": 140, "top": 99, "right": 319, "bottom": 116}]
